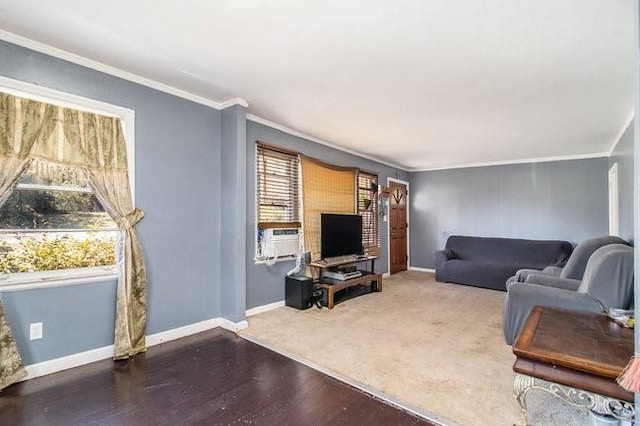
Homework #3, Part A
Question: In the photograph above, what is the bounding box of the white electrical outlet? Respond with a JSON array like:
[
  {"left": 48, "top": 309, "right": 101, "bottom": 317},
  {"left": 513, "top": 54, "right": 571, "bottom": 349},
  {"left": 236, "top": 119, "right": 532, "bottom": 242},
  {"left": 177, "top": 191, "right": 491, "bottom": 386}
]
[{"left": 29, "top": 322, "right": 43, "bottom": 340}]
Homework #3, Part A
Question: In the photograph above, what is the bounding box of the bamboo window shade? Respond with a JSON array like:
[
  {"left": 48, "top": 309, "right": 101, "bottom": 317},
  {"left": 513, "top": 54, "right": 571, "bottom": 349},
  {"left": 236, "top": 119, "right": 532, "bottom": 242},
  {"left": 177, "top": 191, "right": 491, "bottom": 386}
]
[
  {"left": 300, "top": 156, "right": 356, "bottom": 261},
  {"left": 357, "top": 171, "right": 380, "bottom": 257},
  {"left": 256, "top": 143, "right": 300, "bottom": 229}
]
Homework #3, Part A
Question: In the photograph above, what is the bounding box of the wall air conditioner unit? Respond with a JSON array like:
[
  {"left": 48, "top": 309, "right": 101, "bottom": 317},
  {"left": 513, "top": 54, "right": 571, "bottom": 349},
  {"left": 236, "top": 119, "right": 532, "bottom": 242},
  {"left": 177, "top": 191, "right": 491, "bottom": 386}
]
[{"left": 262, "top": 228, "right": 300, "bottom": 258}]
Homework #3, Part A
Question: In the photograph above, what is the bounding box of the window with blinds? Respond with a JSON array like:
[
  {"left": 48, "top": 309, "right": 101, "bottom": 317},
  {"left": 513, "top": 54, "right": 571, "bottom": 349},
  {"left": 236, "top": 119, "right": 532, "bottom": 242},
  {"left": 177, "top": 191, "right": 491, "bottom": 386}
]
[
  {"left": 256, "top": 143, "right": 300, "bottom": 229},
  {"left": 357, "top": 171, "right": 379, "bottom": 256}
]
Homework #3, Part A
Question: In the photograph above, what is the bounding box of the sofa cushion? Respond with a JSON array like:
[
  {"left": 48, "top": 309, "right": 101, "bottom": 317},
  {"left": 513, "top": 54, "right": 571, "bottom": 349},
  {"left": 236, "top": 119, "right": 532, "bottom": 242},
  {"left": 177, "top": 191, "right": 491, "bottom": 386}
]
[{"left": 442, "top": 259, "right": 527, "bottom": 291}]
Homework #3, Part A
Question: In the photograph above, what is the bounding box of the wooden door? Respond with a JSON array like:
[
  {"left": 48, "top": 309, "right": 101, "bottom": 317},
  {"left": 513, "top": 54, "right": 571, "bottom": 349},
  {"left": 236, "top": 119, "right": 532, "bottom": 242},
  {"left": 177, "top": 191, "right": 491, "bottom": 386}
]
[{"left": 389, "top": 181, "right": 408, "bottom": 274}]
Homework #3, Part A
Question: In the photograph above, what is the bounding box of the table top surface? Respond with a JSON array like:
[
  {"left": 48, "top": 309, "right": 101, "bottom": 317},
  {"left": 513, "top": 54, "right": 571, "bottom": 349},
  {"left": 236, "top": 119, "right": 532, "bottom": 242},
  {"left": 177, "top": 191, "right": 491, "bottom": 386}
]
[{"left": 512, "top": 306, "right": 634, "bottom": 379}]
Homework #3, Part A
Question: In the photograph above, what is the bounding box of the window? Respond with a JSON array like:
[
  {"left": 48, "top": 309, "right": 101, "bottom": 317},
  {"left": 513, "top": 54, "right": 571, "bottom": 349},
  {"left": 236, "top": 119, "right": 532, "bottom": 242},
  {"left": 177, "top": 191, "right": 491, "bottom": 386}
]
[
  {"left": 254, "top": 141, "right": 380, "bottom": 261},
  {"left": 0, "top": 162, "right": 118, "bottom": 283},
  {"left": 0, "top": 77, "right": 135, "bottom": 288},
  {"left": 358, "top": 171, "right": 379, "bottom": 256},
  {"left": 255, "top": 142, "right": 300, "bottom": 260}
]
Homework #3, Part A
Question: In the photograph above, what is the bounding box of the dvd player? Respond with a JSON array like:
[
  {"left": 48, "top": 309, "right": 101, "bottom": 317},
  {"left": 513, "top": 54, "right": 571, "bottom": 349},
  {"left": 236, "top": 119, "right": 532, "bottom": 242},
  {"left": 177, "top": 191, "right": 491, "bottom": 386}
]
[{"left": 323, "top": 270, "right": 363, "bottom": 281}]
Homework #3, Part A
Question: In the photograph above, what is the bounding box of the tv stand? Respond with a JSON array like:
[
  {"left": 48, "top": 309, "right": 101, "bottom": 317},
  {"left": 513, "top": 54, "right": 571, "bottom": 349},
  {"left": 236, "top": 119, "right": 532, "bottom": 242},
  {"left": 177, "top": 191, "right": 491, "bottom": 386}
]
[{"left": 309, "top": 256, "right": 382, "bottom": 309}]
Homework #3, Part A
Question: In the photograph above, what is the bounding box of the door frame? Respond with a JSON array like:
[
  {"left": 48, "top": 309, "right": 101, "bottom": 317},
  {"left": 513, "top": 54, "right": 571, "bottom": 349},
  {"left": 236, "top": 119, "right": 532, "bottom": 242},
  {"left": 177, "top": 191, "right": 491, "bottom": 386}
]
[
  {"left": 386, "top": 177, "right": 410, "bottom": 274},
  {"left": 608, "top": 162, "right": 620, "bottom": 237}
]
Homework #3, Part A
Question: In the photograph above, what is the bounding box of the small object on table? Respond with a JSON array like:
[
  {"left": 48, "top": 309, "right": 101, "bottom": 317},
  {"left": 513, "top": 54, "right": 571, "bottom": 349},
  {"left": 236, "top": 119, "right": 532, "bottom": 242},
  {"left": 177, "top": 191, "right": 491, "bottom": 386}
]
[{"left": 605, "top": 308, "right": 635, "bottom": 328}]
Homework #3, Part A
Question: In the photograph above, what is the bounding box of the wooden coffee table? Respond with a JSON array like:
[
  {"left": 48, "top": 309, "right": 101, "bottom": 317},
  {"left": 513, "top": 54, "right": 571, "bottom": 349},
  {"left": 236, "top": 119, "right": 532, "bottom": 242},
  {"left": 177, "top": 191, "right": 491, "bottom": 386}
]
[{"left": 512, "top": 306, "right": 635, "bottom": 424}]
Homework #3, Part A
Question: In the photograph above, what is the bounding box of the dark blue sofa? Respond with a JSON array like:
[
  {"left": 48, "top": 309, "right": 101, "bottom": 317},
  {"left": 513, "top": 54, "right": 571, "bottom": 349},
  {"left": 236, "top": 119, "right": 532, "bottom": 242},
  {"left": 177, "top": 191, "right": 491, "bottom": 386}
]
[{"left": 434, "top": 235, "right": 573, "bottom": 291}]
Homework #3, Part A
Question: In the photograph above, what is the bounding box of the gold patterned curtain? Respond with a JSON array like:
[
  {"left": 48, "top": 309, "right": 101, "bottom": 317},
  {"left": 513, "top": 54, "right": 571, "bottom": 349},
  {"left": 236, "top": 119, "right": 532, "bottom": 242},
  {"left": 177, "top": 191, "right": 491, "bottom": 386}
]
[
  {"left": 300, "top": 155, "right": 356, "bottom": 261},
  {"left": 0, "top": 95, "right": 58, "bottom": 390},
  {"left": 62, "top": 109, "right": 147, "bottom": 359},
  {"left": 0, "top": 92, "right": 147, "bottom": 389},
  {"left": 0, "top": 298, "right": 27, "bottom": 390}
]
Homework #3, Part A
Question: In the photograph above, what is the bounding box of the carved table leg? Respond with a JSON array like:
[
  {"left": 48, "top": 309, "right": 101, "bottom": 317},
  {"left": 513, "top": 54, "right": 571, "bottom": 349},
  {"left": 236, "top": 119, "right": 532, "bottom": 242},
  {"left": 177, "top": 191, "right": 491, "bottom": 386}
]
[
  {"left": 513, "top": 373, "right": 534, "bottom": 425},
  {"left": 512, "top": 373, "right": 635, "bottom": 423}
]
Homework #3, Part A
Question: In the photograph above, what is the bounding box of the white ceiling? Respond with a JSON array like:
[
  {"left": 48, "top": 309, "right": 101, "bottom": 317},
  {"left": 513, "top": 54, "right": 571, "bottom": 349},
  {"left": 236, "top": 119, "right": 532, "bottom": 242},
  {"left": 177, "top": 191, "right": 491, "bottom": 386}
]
[{"left": 0, "top": 0, "right": 635, "bottom": 170}]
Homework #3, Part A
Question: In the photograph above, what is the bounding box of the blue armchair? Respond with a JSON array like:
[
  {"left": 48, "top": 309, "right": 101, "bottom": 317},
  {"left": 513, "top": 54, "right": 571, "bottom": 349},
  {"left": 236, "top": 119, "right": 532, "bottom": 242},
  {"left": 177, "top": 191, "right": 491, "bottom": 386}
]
[
  {"left": 506, "top": 235, "right": 627, "bottom": 287},
  {"left": 503, "top": 244, "right": 634, "bottom": 345}
]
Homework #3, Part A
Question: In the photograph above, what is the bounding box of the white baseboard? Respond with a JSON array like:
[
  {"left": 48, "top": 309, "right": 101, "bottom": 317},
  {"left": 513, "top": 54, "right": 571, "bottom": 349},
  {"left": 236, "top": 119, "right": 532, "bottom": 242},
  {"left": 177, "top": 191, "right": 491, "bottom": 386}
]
[
  {"left": 219, "top": 318, "right": 248, "bottom": 332},
  {"left": 145, "top": 318, "right": 223, "bottom": 347},
  {"left": 246, "top": 300, "right": 285, "bottom": 317},
  {"left": 410, "top": 267, "right": 436, "bottom": 273},
  {"left": 383, "top": 272, "right": 391, "bottom": 278},
  {"left": 25, "top": 344, "right": 114, "bottom": 380},
  {"left": 22, "top": 316, "right": 247, "bottom": 382}
]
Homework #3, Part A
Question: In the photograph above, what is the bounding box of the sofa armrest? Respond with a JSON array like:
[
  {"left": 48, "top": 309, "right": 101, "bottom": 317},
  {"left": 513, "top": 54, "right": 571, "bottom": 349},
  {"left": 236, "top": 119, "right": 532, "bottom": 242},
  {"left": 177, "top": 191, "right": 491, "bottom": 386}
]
[
  {"left": 434, "top": 249, "right": 456, "bottom": 282},
  {"left": 435, "top": 249, "right": 456, "bottom": 261},
  {"left": 525, "top": 274, "right": 581, "bottom": 291}
]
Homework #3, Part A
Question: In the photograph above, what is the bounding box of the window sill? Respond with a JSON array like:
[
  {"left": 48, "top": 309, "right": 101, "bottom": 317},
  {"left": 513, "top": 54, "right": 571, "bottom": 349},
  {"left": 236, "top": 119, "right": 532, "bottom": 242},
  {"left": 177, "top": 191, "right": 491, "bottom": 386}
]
[
  {"left": 0, "top": 267, "right": 118, "bottom": 292},
  {"left": 254, "top": 256, "right": 296, "bottom": 265}
]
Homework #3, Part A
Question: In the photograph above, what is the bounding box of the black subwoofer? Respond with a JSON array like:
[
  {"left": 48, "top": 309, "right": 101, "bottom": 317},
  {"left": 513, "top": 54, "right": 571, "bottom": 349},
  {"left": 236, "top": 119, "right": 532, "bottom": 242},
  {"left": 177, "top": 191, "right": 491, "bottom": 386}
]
[{"left": 285, "top": 275, "right": 314, "bottom": 310}]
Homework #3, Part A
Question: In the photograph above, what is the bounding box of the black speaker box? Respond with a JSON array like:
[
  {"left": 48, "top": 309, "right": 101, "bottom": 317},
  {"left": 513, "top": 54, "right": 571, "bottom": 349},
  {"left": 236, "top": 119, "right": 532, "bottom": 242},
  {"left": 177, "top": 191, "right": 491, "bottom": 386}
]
[{"left": 285, "top": 275, "right": 314, "bottom": 310}]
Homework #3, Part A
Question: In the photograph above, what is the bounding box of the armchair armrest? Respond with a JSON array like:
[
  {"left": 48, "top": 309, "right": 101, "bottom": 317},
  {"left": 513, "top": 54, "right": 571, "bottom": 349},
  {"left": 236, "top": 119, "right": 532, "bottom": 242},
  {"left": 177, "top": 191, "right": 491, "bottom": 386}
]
[
  {"left": 508, "top": 268, "right": 543, "bottom": 285},
  {"left": 525, "top": 274, "right": 581, "bottom": 291},
  {"left": 541, "top": 265, "right": 562, "bottom": 277},
  {"left": 503, "top": 282, "right": 603, "bottom": 345}
]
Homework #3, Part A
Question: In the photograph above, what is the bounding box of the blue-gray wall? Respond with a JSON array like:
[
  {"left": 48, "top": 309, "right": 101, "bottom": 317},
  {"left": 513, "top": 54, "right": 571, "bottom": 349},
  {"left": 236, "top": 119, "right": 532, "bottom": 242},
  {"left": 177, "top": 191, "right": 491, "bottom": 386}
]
[
  {"left": 610, "top": 120, "right": 635, "bottom": 244},
  {"left": 245, "top": 121, "right": 407, "bottom": 309},
  {"left": 0, "top": 37, "right": 627, "bottom": 367},
  {"left": 409, "top": 158, "right": 609, "bottom": 269},
  {"left": 220, "top": 105, "right": 248, "bottom": 322},
  {"left": 0, "top": 40, "right": 224, "bottom": 364}
]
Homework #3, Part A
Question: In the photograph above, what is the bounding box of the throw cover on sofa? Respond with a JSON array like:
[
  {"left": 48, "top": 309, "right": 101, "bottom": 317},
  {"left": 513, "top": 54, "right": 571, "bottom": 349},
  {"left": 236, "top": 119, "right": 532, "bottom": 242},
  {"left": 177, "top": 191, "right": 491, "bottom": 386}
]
[{"left": 434, "top": 235, "right": 573, "bottom": 291}]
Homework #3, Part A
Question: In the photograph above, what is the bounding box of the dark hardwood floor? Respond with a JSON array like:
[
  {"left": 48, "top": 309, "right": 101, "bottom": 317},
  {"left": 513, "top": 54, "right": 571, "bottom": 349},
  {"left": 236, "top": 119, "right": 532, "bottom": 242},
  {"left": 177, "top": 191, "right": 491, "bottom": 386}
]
[{"left": 1, "top": 328, "right": 435, "bottom": 425}]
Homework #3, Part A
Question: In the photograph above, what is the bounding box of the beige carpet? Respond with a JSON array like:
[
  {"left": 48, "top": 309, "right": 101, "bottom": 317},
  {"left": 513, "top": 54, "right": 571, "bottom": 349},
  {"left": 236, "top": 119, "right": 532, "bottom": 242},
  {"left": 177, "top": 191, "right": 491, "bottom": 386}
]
[{"left": 240, "top": 271, "right": 590, "bottom": 426}]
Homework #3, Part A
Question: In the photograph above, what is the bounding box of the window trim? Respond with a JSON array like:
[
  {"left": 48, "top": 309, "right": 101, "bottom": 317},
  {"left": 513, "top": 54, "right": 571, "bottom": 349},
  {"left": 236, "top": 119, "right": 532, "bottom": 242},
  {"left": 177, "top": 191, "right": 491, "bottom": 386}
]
[
  {"left": 16, "top": 182, "right": 94, "bottom": 194},
  {"left": 254, "top": 142, "right": 301, "bottom": 262},
  {"left": 0, "top": 265, "right": 118, "bottom": 291},
  {"left": 0, "top": 75, "right": 135, "bottom": 288},
  {"left": 357, "top": 170, "right": 380, "bottom": 255}
]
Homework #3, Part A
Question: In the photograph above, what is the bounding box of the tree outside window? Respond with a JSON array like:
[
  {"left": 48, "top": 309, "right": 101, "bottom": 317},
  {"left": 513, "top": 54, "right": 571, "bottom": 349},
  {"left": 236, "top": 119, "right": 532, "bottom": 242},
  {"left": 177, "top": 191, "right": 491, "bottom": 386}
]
[{"left": 0, "top": 162, "right": 116, "bottom": 275}]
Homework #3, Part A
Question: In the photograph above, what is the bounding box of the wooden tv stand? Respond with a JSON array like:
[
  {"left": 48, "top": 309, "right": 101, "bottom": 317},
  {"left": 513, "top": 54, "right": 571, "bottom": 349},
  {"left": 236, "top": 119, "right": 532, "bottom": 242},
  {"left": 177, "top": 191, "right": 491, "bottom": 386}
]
[{"left": 309, "top": 256, "right": 382, "bottom": 309}]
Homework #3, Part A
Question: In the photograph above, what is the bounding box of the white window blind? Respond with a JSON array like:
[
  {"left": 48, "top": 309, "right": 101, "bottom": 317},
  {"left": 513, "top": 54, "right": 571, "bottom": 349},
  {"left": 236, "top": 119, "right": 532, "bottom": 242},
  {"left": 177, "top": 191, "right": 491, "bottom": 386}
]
[
  {"left": 357, "top": 171, "right": 379, "bottom": 256},
  {"left": 256, "top": 143, "right": 300, "bottom": 228}
]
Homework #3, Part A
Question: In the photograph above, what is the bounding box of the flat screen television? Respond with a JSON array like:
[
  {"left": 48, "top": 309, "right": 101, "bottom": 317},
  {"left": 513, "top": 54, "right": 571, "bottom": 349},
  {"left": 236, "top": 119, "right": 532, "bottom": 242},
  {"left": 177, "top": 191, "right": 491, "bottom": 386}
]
[{"left": 321, "top": 213, "right": 363, "bottom": 259}]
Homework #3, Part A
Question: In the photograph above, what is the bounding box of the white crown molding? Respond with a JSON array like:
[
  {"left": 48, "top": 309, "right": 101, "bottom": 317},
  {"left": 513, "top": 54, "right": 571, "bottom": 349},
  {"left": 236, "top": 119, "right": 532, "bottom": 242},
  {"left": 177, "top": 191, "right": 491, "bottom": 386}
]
[
  {"left": 409, "top": 152, "right": 609, "bottom": 172},
  {"left": 246, "top": 114, "right": 408, "bottom": 171},
  {"left": 246, "top": 300, "right": 285, "bottom": 317},
  {"left": 22, "top": 316, "right": 248, "bottom": 381},
  {"left": 0, "top": 30, "right": 623, "bottom": 173},
  {"left": 0, "top": 29, "right": 244, "bottom": 111},
  {"left": 220, "top": 97, "right": 249, "bottom": 109},
  {"left": 607, "top": 109, "right": 635, "bottom": 156},
  {"left": 248, "top": 109, "right": 616, "bottom": 173}
]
